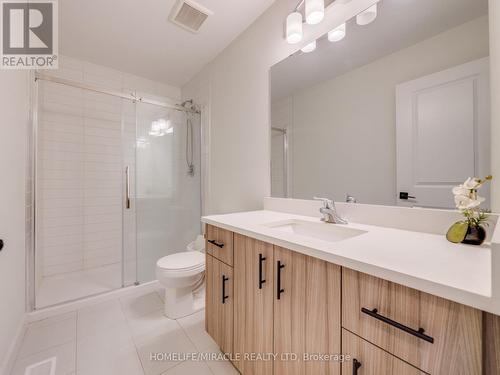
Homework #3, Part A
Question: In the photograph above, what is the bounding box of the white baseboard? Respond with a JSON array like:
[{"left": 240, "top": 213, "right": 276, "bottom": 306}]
[
  {"left": 1, "top": 313, "right": 27, "bottom": 375},
  {"left": 27, "top": 280, "right": 160, "bottom": 323}
]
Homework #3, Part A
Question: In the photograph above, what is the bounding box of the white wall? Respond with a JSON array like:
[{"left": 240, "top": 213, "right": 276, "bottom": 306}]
[
  {"left": 182, "top": 0, "right": 380, "bottom": 214},
  {"left": 491, "top": 0, "right": 500, "bottom": 212},
  {"left": 0, "top": 71, "right": 29, "bottom": 371},
  {"left": 283, "top": 16, "right": 489, "bottom": 205}
]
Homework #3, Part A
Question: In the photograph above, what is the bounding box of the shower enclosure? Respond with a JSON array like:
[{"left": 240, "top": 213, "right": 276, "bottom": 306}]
[{"left": 30, "top": 75, "right": 201, "bottom": 309}]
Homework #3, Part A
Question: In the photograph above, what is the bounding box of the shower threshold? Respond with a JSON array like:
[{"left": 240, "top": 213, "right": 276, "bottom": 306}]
[{"left": 36, "top": 263, "right": 123, "bottom": 309}]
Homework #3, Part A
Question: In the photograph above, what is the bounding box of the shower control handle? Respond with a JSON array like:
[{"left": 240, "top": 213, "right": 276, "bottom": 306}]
[
  {"left": 125, "top": 166, "right": 131, "bottom": 209},
  {"left": 0, "top": 239, "right": 3, "bottom": 252}
]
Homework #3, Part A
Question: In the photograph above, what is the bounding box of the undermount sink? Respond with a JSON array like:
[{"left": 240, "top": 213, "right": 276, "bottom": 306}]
[{"left": 262, "top": 219, "right": 367, "bottom": 243}]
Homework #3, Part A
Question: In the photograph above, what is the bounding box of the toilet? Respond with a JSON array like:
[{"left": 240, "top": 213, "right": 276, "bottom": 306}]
[{"left": 156, "top": 235, "right": 205, "bottom": 319}]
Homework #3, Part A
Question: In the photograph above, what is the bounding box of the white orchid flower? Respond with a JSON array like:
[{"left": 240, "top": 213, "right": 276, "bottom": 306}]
[
  {"left": 462, "top": 177, "right": 481, "bottom": 190},
  {"left": 454, "top": 194, "right": 485, "bottom": 210},
  {"left": 452, "top": 186, "right": 469, "bottom": 196}
]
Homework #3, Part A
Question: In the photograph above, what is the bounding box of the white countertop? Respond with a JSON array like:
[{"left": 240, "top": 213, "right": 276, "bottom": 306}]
[{"left": 202, "top": 209, "right": 500, "bottom": 314}]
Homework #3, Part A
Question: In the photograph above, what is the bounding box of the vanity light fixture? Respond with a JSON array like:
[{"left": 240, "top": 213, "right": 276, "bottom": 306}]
[
  {"left": 301, "top": 40, "right": 317, "bottom": 53},
  {"left": 286, "top": 12, "right": 303, "bottom": 44},
  {"left": 328, "top": 23, "right": 346, "bottom": 42},
  {"left": 305, "top": 0, "right": 325, "bottom": 25},
  {"left": 356, "top": 3, "right": 377, "bottom": 26}
]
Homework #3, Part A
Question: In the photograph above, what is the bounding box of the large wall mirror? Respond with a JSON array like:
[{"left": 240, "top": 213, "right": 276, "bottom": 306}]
[{"left": 270, "top": 0, "right": 491, "bottom": 210}]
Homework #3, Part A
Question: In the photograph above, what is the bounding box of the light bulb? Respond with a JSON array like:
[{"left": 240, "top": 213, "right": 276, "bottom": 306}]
[
  {"left": 286, "top": 12, "right": 303, "bottom": 44},
  {"left": 328, "top": 23, "right": 346, "bottom": 42},
  {"left": 356, "top": 4, "right": 377, "bottom": 26},
  {"left": 305, "top": 0, "right": 324, "bottom": 25},
  {"left": 157, "top": 119, "right": 168, "bottom": 131},
  {"left": 301, "top": 40, "right": 317, "bottom": 53},
  {"left": 149, "top": 120, "right": 160, "bottom": 136}
]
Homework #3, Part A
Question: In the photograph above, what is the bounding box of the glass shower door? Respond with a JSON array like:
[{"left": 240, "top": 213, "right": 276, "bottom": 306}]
[
  {"left": 135, "top": 102, "right": 201, "bottom": 283},
  {"left": 34, "top": 79, "right": 136, "bottom": 308}
]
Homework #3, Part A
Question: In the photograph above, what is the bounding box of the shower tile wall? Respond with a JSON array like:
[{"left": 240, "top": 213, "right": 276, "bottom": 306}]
[
  {"left": 36, "top": 55, "right": 181, "bottom": 281},
  {"left": 37, "top": 83, "right": 125, "bottom": 277}
]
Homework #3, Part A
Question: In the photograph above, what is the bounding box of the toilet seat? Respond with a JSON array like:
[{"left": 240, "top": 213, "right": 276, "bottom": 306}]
[{"left": 157, "top": 251, "right": 205, "bottom": 273}]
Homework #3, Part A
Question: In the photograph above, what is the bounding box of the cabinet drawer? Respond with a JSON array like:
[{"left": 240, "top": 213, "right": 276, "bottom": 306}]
[
  {"left": 206, "top": 224, "right": 234, "bottom": 266},
  {"left": 342, "top": 329, "right": 425, "bottom": 375},
  {"left": 342, "top": 268, "right": 482, "bottom": 375}
]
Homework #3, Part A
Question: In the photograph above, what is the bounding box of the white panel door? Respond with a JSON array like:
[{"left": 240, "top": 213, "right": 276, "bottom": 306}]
[{"left": 396, "top": 58, "right": 490, "bottom": 209}]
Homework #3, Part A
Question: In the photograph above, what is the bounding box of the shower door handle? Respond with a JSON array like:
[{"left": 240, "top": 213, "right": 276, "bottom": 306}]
[{"left": 125, "top": 166, "right": 131, "bottom": 209}]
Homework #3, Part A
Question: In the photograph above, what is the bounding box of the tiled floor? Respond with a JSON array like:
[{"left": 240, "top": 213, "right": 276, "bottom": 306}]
[
  {"left": 12, "top": 289, "right": 239, "bottom": 375},
  {"left": 36, "top": 264, "right": 122, "bottom": 308}
]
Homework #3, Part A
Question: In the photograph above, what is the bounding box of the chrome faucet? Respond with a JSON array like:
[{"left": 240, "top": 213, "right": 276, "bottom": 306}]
[{"left": 314, "top": 197, "right": 348, "bottom": 224}]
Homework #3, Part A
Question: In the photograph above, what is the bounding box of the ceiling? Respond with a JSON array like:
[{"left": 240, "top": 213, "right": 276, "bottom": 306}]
[
  {"left": 271, "top": 0, "right": 489, "bottom": 100},
  {"left": 59, "top": 0, "right": 276, "bottom": 87}
]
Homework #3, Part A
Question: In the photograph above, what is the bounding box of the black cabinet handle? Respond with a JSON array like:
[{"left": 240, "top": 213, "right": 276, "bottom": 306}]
[
  {"left": 208, "top": 239, "right": 224, "bottom": 248},
  {"left": 276, "top": 261, "right": 285, "bottom": 300},
  {"left": 222, "top": 275, "right": 229, "bottom": 304},
  {"left": 361, "top": 307, "right": 434, "bottom": 343},
  {"left": 258, "top": 253, "right": 266, "bottom": 289},
  {"left": 352, "top": 358, "right": 361, "bottom": 375},
  {"left": 0, "top": 239, "right": 3, "bottom": 251}
]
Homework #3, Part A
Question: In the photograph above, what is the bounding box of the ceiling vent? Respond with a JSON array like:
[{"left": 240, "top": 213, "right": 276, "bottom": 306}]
[{"left": 169, "top": 0, "right": 213, "bottom": 34}]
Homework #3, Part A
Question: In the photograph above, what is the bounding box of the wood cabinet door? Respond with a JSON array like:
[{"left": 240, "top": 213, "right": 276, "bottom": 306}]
[
  {"left": 233, "top": 234, "right": 274, "bottom": 375},
  {"left": 273, "top": 246, "right": 341, "bottom": 375},
  {"left": 342, "top": 329, "right": 426, "bottom": 375},
  {"left": 342, "top": 268, "right": 482, "bottom": 374},
  {"left": 205, "top": 254, "right": 233, "bottom": 354},
  {"left": 206, "top": 224, "right": 234, "bottom": 266}
]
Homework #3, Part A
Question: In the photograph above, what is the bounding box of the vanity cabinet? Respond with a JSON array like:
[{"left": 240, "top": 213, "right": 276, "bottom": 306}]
[
  {"left": 342, "top": 268, "right": 482, "bottom": 374},
  {"left": 205, "top": 253, "right": 233, "bottom": 355},
  {"left": 342, "top": 329, "right": 425, "bottom": 375},
  {"left": 204, "top": 224, "right": 486, "bottom": 375},
  {"left": 231, "top": 234, "right": 342, "bottom": 375},
  {"left": 273, "top": 246, "right": 341, "bottom": 375},
  {"left": 233, "top": 234, "right": 274, "bottom": 375},
  {"left": 206, "top": 224, "right": 234, "bottom": 266}
]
